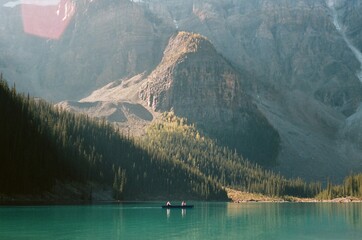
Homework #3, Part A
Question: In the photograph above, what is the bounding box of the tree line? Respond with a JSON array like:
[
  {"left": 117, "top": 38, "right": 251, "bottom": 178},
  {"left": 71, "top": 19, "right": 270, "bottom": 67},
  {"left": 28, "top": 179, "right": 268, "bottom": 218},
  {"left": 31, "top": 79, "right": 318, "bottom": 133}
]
[{"left": 317, "top": 174, "right": 362, "bottom": 199}]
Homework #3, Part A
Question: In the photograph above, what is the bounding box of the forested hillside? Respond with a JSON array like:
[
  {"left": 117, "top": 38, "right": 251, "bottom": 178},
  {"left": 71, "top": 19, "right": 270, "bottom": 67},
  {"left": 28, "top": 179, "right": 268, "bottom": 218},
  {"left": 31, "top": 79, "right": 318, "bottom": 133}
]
[
  {"left": 0, "top": 76, "right": 227, "bottom": 201},
  {"left": 317, "top": 173, "right": 362, "bottom": 200},
  {"left": 5, "top": 74, "right": 362, "bottom": 201},
  {"left": 141, "top": 112, "right": 322, "bottom": 198}
]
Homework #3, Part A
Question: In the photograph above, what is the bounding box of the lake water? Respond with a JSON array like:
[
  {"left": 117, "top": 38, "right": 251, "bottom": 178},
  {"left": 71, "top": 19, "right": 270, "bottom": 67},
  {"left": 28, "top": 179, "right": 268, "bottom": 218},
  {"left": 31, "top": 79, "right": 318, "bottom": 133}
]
[{"left": 0, "top": 202, "right": 361, "bottom": 239}]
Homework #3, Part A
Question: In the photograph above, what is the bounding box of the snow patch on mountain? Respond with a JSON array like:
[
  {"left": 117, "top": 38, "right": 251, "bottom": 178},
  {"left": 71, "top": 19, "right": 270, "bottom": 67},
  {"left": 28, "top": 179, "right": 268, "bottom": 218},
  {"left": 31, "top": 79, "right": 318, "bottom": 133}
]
[{"left": 327, "top": 0, "right": 362, "bottom": 83}]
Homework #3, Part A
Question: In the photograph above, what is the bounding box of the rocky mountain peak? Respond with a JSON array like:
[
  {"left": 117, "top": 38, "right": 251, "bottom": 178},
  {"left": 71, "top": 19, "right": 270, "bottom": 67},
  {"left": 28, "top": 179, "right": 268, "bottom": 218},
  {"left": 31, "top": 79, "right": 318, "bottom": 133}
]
[
  {"left": 139, "top": 31, "right": 280, "bottom": 166},
  {"left": 139, "top": 31, "right": 242, "bottom": 112},
  {"left": 164, "top": 31, "right": 213, "bottom": 58},
  {"left": 141, "top": 31, "right": 219, "bottom": 95}
]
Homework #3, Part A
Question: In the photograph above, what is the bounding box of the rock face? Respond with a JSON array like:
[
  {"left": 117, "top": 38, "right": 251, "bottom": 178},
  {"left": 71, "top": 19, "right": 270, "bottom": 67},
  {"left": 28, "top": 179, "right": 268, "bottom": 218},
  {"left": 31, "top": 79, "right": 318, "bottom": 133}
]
[
  {"left": 340, "top": 104, "right": 362, "bottom": 147},
  {"left": 139, "top": 32, "right": 280, "bottom": 165},
  {"left": 141, "top": 0, "right": 362, "bottom": 115}
]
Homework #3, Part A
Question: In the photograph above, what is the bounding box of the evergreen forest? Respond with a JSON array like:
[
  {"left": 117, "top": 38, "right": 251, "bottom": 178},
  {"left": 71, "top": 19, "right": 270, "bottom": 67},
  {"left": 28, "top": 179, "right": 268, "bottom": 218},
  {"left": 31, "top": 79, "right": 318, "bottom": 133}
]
[
  {"left": 0, "top": 76, "right": 226, "bottom": 201},
  {"left": 141, "top": 112, "right": 321, "bottom": 198},
  {"left": 317, "top": 174, "right": 362, "bottom": 200}
]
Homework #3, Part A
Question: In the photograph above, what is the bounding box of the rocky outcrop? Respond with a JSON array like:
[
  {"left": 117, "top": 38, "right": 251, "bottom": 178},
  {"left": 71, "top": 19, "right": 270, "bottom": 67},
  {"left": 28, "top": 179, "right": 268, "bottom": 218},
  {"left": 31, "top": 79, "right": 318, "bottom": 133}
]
[{"left": 140, "top": 32, "right": 280, "bottom": 166}]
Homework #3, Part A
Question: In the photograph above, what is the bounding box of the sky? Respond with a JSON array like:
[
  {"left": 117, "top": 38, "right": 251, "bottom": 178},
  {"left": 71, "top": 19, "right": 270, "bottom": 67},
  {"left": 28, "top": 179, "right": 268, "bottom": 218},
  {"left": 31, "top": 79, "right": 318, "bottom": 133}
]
[
  {"left": 3, "top": 0, "right": 61, "bottom": 8},
  {"left": 3, "top": 0, "right": 75, "bottom": 39}
]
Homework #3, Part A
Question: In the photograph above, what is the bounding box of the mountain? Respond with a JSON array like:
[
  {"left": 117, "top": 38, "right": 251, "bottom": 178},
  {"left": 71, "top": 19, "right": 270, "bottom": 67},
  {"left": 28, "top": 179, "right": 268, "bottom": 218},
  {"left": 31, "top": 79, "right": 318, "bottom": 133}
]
[
  {"left": 139, "top": 0, "right": 362, "bottom": 181},
  {"left": 140, "top": 0, "right": 362, "bottom": 113},
  {"left": 329, "top": 0, "right": 362, "bottom": 160},
  {"left": 2, "top": 0, "right": 362, "bottom": 181},
  {"left": 139, "top": 32, "right": 281, "bottom": 166},
  {"left": 61, "top": 31, "right": 281, "bottom": 166}
]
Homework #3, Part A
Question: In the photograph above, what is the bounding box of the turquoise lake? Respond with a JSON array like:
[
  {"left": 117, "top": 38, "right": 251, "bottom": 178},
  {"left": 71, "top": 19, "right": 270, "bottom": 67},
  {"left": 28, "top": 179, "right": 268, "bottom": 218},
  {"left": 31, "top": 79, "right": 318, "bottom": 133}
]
[{"left": 0, "top": 202, "right": 361, "bottom": 239}]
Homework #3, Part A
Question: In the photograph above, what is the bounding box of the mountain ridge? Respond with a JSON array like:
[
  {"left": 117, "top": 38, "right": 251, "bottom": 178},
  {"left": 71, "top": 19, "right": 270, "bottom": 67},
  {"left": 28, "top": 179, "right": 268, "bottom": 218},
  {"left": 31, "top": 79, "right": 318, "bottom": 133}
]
[
  {"left": 62, "top": 31, "right": 281, "bottom": 166},
  {"left": 139, "top": 31, "right": 281, "bottom": 166}
]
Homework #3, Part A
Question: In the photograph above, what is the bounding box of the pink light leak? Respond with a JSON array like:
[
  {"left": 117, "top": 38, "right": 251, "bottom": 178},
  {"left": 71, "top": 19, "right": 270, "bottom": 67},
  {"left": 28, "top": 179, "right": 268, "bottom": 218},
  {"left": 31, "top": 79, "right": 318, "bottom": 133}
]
[{"left": 21, "top": 0, "right": 76, "bottom": 40}]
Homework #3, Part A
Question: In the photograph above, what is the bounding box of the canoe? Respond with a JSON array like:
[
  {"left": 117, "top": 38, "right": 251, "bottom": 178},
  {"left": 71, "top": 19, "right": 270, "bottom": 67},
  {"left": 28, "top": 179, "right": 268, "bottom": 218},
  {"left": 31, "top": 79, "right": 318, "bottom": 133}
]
[{"left": 161, "top": 205, "right": 194, "bottom": 209}]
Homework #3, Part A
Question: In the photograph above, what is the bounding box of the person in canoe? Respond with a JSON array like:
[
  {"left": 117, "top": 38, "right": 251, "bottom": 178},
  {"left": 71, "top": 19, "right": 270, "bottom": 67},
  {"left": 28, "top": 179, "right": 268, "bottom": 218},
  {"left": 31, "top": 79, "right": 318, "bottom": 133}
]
[
  {"left": 181, "top": 201, "right": 186, "bottom": 206},
  {"left": 166, "top": 201, "right": 171, "bottom": 206}
]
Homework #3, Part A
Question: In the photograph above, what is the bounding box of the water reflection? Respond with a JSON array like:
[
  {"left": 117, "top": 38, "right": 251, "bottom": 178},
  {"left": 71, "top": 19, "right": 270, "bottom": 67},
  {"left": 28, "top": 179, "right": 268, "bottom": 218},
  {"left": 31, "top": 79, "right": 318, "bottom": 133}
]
[
  {"left": 181, "top": 209, "right": 186, "bottom": 218},
  {"left": 165, "top": 208, "right": 187, "bottom": 218},
  {"left": 318, "top": 203, "right": 362, "bottom": 229},
  {"left": 225, "top": 202, "right": 362, "bottom": 239},
  {"left": 0, "top": 203, "right": 361, "bottom": 239}
]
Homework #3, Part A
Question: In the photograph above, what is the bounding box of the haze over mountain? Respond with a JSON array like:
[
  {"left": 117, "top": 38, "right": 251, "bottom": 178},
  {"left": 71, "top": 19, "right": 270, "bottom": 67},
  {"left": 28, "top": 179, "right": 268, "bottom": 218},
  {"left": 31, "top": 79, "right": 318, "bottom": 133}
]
[
  {"left": 60, "top": 31, "right": 281, "bottom": 166},
  {"left": 1, "top": 0, "right": 362, "bottom": 182}
]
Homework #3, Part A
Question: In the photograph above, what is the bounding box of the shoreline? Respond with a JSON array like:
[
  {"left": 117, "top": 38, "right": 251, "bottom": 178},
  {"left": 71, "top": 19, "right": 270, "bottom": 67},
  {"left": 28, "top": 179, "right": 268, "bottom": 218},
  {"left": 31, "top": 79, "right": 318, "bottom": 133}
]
[
  {"left": 2, "top": 198, "right": 362, "bottom": 206},
  {"left": 1, "top": 187, "right": 362, "bottom": 205},
  {"left": 226, "top": 188, "right": 362, "bottom": 203}
]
